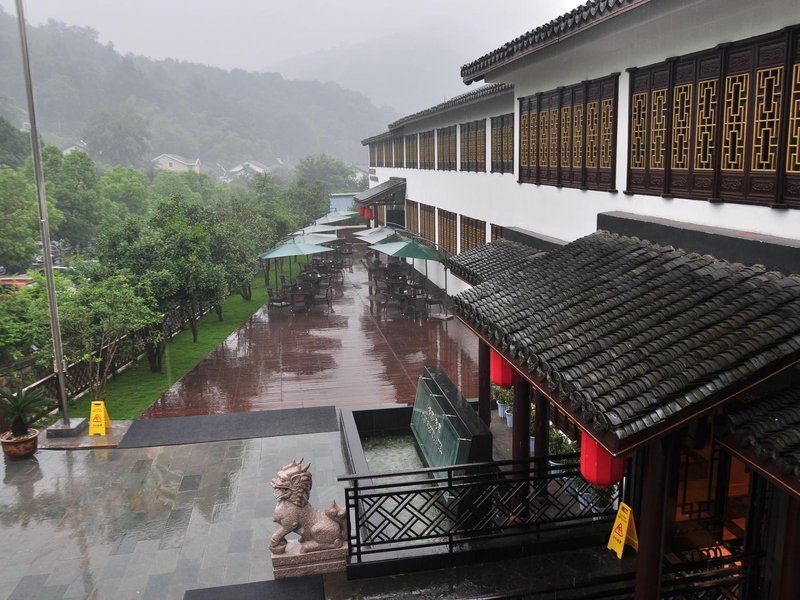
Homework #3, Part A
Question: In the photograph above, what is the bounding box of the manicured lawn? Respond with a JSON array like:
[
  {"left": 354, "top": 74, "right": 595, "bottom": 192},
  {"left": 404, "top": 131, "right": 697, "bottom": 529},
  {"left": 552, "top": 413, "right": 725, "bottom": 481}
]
[
  {"left": 67, "top": 262, "right": 303, "bottom": 420},
  {"left": 69, "top": 282, "right": 266, "bottom": 419}
]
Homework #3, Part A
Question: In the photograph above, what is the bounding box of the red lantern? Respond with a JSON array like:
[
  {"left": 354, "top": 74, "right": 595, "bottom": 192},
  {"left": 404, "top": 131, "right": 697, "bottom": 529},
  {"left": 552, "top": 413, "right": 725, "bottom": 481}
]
[
  {"left": 358, "top": 205, "right": 365, "bottom": 216},
  {"left": 364, "top": 207, "right": 374, "bottom": 220},
  {"left": 490, "top": 349, "right": 519, "bottom": 388},
  {"left": 580, "top": 431, "right": 625, "bottom": 487}
]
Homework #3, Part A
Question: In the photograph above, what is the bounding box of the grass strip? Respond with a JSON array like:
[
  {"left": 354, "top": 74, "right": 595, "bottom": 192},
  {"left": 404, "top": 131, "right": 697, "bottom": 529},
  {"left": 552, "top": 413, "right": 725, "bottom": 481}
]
[{"left": 64, "top": 260, "right": 304, "bottom": 420}]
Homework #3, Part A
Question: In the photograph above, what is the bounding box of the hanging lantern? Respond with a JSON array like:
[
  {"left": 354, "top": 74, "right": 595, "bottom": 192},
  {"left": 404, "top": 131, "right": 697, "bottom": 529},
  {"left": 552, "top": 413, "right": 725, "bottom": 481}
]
[
  {"left": 580, "top": 431, "right": 625, "bottom": 487},
  {"left": 364, "top": 207, "right": 374, "bottom": 220},
  {"left": 490, "top": 349, "right": 519, "bottom": 388},
  {"left": 358, "top": 205, "right": 365, "bottom": 216}
]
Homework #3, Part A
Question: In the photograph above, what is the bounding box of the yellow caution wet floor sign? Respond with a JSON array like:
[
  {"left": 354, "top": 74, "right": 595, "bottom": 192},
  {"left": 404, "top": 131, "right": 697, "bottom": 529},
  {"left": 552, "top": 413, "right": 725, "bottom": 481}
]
[
  {"left": 89, "top": 401, "right": 111, "bottom": 436},
  {"left": 607, "top": 501, "right": 638, "bottom": 559}
]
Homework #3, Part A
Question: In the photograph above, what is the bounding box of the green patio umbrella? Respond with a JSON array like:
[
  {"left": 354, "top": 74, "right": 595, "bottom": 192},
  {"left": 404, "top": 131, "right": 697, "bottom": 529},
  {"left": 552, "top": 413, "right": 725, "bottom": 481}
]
[
  {"left": 369, "top": 239, "right": 452, "bottom": 318},
  {"left": 289, "top": 233, "right": 338, "bottom": 245},
  {"left": 293, "top": 224, "right": 340, "bottom": 235},
  {"left": 259, "top": 240, "right": 334, "bottom": 290},
  {"left": 315, "top": 210, "right": 357, "bottom": 225}
]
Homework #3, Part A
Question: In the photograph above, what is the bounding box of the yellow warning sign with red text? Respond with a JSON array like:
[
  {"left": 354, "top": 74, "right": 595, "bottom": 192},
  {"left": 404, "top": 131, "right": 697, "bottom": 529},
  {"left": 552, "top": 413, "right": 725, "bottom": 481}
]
[
  {"left": 89, "top": 401, "right": 111, "bottom": 436},
  {"left": 607, "top": 501, "right": 638, "bottom": 559}
]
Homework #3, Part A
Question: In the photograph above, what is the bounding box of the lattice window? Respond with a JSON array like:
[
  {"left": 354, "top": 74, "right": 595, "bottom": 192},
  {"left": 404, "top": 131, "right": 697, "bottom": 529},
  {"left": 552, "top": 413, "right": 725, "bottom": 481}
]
[
  {"left": 460, "top": 216, "right": 486, "bottom": 253},
  {"left": 438, "top": 209, "right": 457, "bottom": 255},
  {"left": 788, "top": 64, "right": 800, "bottom": 174},
  {"left": 560, "top": 106, "right": 571, "bottom": 168},
  {"left": 549, "top": 108, "right": 559, "bottom": 168},
  {"left": 625, "top": 26, "right": 800, "bottom": 207},
  {"left": 600, "top": 98, "right": 614, "bottom": 170},
  {"left": 539, "top": 111, "right": 549, "bottom": 168},
  {"left": 490, "top": 224, "right": 503, "bottom": 241},
  {"left": 477, "top": 121, "right": 486, "bottom": 172},
  {"left": 491, "top": 114, "right": 514, "bottom": 174},
  {"left": 630, "top": 92, "right": 648, "bottom": 169},
  {"left": 671, "top": 84, "right": 693, "bottom": 170},
  {"left": 405, "top": 134, "right": 418, "bottom": 169},
  {"left": 419, "top": 130, "right": 435, "bottom": 170},
  {"left": 419, "top": 203, "right": 436, "bottom": 242},
  {"left": 694, "top": 81, "right": 717, "bottom": 171},
  {"left": 530, "top": 109, "right": 539, "bottom": 169},
  {"left": 393, "top": 137, "right": 404, "bottom": 168},
  {"left": 586, "top": 102, "right": 599, "bottom": 169},
  {"left": 520, "top": 113, "right": 529, "bottom": 168},
  {"left": 406, "top": 200, "right": 419, "bottom": 234},
  {"left": 752, "top": 67, "right": 783, "bottom": 172},
  {"left": 437, "top": 126, "right": 456, "bottom": 171},
  {"left": 573, "top": 104, "right": 584, "bottom": 169},
  {"left": 721, "top": 73, "right": 749, "bottom": 172},
  {"left": 650, "top": 90, "right": 668, "bottom": 170}
]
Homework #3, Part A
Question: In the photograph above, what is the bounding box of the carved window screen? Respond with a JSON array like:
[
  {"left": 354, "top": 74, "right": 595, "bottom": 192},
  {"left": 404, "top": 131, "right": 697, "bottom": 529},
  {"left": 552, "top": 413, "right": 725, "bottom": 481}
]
[
  {"left": 406, "top": 200, "right": 419, "bottom": 234},
  {"left": 405, "top": 134, "right": 418, "bottom": 169},
  {"left": 518, "top": 73, "right": 618, "bottom": 190},
  {"left": 438, "top": 209, "right": 458, "bottom": 256},
  {"left": 460, "top": 216, "right": 487, "bottom": 253},
  {"left": 419, "top": 204, "right": 436, "bottom": 242},
  {"left": 626, "top": 26, "right": 800, "bottom": 208}
]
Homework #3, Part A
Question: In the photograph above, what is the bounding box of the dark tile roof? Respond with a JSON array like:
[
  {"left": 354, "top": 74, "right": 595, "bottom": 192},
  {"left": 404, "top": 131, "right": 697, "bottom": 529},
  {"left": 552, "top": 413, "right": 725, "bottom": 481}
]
[
  {"left": 387, "top": 84, "right": 513, "bottom": 130},
  {"left": 361, "top": 84, "right": 513, "bottom": 145},
  {"left": 720, "top": 384, "right": 800, "bottom": 479},
  {"left": 353, "top": 178, "right": 406, "bottom": 205},
  {"left": 448, "top": 239, "right": 546, "bottom": 286},
  {"left": 454, "top": 231, "right": 800, "bottom": 442},
  {"left": 461, "top": 0, "right": 651, "bottom": 84}
]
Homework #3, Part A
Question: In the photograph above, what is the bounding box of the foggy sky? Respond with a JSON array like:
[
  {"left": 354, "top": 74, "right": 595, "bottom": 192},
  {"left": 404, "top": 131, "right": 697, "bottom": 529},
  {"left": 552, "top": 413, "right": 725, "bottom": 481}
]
[{"left": 1, "top": 0, "right": 580, "bottom": 72}]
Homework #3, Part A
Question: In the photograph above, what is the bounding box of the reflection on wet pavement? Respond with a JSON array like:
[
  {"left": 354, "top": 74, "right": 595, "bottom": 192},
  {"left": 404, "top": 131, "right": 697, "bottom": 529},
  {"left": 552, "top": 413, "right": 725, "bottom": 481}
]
[
  {"left": 0, "top": 432, "right": 344, "bottom": 599},
  {"left": 143, "top": 250, "right": 479, "bottom": 418}
]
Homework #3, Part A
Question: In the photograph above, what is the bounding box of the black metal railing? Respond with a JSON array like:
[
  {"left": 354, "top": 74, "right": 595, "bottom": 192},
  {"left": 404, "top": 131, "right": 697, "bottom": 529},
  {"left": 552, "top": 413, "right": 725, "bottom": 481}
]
[
  {"left": 22, "top": 302, "right": 209, "bottom": 408},
  {"left": 339, "top": 453, "right": 620, "bottom": 562},
  {"left": 475, "top": 551, "right": 757, "bottom": 599}
]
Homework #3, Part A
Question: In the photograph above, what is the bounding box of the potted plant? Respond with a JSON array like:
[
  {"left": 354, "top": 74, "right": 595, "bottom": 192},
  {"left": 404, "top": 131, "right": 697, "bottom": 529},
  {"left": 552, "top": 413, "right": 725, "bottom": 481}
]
[
  {"left": 504, "top": 396, "right": 514, "bottom": 427},
  {"left": 0, "top": 385, "right": 50, "bottom": 458},
  {"left": 492, "top": 385, "right": 511, "bottom": 419}
]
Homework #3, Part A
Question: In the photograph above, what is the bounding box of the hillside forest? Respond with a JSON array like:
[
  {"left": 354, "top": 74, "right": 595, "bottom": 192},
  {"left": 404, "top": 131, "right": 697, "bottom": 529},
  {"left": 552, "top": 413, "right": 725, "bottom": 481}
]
[{"left": 0, "top": 7, "right": 395, "bottom": 168}]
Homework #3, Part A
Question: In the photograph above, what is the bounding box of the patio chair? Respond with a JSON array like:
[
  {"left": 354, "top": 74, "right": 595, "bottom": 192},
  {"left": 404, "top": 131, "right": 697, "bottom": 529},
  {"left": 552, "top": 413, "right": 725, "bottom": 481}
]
[{"left": 267, "top": 288, "right": 291, "bottom": 312}]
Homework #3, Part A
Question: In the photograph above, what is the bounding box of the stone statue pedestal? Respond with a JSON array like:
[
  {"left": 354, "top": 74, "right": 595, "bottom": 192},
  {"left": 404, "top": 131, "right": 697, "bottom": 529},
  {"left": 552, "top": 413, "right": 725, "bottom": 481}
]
[{"left": 271, "top": 540, "right": 347, "bottom": 579}]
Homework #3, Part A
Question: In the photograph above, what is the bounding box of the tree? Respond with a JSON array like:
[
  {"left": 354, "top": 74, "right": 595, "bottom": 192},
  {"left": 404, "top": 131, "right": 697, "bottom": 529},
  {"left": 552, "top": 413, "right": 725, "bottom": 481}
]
[
  {"left": 149, "top": 171, "right": 201, "bottom": 205},
  {"left": 150, "top": 196, "right": 226, "bottom": 342},
  {"left": 50, "top": 150, "right": 114, "bottom": 251},
  {"left": 295, "top": 153, "right": 361, "bottom": 194},
  {"left": 0, "top": 115, "right": 29, "bottom": 169},
  {"left": 99, "top": 165, "right": 149, "bottom": 217},
  {"left": 0, "top": 167, "right": 40, "bottom": 272},
  {"left": 81, "top": 109, "right": 151, "bottom": 168},
  {"left": 55, "top": 274, "right": 160, "bottom": 400}
]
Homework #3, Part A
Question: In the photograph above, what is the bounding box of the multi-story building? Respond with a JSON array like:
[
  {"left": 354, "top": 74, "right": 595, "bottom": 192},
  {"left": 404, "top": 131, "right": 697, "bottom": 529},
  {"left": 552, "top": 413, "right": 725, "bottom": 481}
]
[{"left": 358, "top": 1, "right": 800, "bottom": 597}]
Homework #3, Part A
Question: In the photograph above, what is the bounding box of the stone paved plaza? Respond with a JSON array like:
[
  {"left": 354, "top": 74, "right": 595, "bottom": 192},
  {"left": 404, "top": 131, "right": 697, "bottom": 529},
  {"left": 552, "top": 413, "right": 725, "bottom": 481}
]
[{"left": 0, "top": 432, "right": 344, "bottom": 599}]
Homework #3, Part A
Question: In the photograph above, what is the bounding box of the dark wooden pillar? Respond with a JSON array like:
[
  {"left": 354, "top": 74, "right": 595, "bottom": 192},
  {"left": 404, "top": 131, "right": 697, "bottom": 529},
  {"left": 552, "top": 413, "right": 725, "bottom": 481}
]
[
  {"left": 634, "top": 436, "right": 673, "bottom": 600},
  {"left": 533, "top": 390, "right": 549, "bottom": 484},
  {"left": 478, "top": 340, "right": 491, "bottom": 427},
  {"left": 512, "top": 379, "right": 531, "bottom": 461},
  {"left": 778, "top": 495, "right": 800, "bottom": 600}
]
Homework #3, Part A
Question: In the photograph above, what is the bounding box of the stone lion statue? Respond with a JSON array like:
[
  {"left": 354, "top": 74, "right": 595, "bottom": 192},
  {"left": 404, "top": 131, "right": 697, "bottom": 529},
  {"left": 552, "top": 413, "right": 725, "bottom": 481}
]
[{"left": 270, "top": 458, "right": 347, "bottom": 554}]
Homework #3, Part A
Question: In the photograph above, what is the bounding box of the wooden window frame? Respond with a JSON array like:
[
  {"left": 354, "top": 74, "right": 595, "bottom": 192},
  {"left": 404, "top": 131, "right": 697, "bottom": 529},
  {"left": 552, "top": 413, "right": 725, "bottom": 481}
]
[
  {"left": 438, "top": 209, "right": 457, "bottom": 255},
  {"left": 626, "top": 26, "right": 800, "bottom": 208},
  {"left": 491, "top": 114, "right": 514, "bottom": 174},
  {"left": 406, "top": 200, "right": 419, "bottom": 234},
  {"left": 518, "top": 73, "right": 618, "bottom": 191},
  {"left": 460, "top": 216, "right": 487, "bottom": 253},
  {"left": 419, "top": 203, "right": 436, "bottom": 242},
  {"left": 405, "top": 134, "right": 418, "bottom": 169},
  {"left": 459, "top": 119, "right": 487, "bottom": 172},
  {"left": 437, "top": 125, "right": 457, "bottom": 171}
]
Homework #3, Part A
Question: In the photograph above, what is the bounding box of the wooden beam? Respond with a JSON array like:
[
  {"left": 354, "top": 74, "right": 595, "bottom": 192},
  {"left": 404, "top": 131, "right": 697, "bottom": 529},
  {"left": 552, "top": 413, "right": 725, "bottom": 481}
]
[{"left": 779, "top": 495, "right": 800, "bottom": 600}]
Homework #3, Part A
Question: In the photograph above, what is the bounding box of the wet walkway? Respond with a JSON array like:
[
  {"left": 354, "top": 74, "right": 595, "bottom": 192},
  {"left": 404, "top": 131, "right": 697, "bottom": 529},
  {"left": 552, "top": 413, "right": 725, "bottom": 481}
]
[{"left": 142, "top": 249, "right": 479, "bottom": 418}]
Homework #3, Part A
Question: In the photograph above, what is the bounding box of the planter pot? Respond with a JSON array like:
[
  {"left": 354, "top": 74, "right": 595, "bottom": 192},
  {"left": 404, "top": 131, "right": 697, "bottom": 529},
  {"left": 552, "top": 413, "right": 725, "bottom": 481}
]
[
  {"left": 1, "top": 428, "right": 39, "bottom": 459},
  {"left": 497, "top": 402, "right": 507, "bottom": 419},
  {"left": 505, "top": 411, "right": 513, "bottom": 427}
]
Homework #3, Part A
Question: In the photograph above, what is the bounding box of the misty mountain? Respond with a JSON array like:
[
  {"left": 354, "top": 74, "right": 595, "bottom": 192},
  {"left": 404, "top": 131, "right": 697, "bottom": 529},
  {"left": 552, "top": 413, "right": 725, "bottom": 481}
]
[
  {"left": 266, "top": 31, "right": 473, "bottom": 117},
  {"left": 0, "top": 8, "right": 397, "bottom": 167}
]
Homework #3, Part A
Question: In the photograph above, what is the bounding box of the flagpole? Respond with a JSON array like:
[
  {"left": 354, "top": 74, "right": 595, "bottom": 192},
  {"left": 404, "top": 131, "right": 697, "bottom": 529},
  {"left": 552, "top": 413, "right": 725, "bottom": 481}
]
[{"left": 15, "top": 0, "right": 71, "bottom": 428}]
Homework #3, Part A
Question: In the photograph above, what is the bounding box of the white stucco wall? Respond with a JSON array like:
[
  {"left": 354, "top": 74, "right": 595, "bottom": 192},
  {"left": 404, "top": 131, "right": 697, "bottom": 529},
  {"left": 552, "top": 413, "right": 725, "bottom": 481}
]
[{"left": 368, "top": 0, "right": 800, "bottom": 245}]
